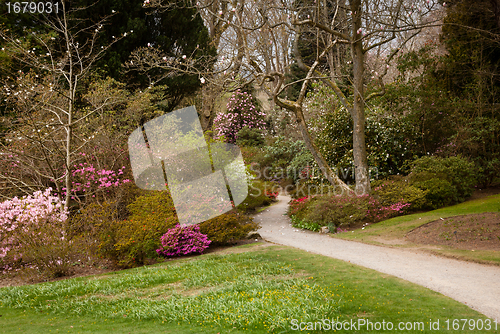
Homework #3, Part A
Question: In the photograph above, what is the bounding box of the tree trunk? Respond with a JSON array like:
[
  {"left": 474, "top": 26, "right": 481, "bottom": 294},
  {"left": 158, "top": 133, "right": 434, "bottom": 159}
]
[
  {"left": 274, "top": 96, "right": 353, "bottom": 195},
  {"left": 351, "top": 0, "right": 371, "bottom": 195},
  {"left": 295, "top": 106, "right": 353, "bottom": 195},
  {"left": 200, "top": 85, "right": 215, "bottom": 131},
  {"left": 63, "top": 2, "right": 73, "bottom": 210}
]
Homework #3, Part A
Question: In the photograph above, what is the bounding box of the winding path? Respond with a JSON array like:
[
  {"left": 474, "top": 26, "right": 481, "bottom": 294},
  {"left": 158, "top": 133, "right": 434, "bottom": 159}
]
[{"left": 255, "top": 194, "right": 500, "bottom": 321}]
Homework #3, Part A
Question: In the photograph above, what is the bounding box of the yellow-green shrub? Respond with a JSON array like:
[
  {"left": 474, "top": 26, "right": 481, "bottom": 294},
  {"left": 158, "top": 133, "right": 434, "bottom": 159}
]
[
  {"left": 72, "top": 191, "right": 177, "bottom": 267},
  {"left": 112, "top": 216, "right": 177, "bottom": 267},
  {"left": 111, "top": 190, "right": 178, "bottom": 267},
  {"left": 199, "top": 210, "right": 259, "bottom": 245},
  {"left": 73, "top": 189, "right": 259, "bottom": 266}
]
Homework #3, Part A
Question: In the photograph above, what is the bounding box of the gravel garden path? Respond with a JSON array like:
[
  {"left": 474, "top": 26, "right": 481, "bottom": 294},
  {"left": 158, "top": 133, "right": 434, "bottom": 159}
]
[{"left": 255, "top": 195, "right": 500, "bottom": 321}]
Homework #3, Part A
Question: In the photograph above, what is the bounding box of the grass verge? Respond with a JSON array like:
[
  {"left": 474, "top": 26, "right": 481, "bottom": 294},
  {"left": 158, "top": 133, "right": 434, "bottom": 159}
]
[
  {"left": 0, "top": 243, "right": 494, "bottom": 333},
  {"left": 332, "top": 195, "right": 500, "bottom": 265}
]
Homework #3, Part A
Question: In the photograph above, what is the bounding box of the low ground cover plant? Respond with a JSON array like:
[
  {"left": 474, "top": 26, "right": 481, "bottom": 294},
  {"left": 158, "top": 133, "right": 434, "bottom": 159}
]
[{"left": 0, "top": 252, "right": 340, "bottom": 332}]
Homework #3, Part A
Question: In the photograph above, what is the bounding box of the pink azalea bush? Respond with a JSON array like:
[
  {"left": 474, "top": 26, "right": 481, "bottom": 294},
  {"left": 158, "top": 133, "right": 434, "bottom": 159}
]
[
  {"left": 156, "top": 224, "right": 211, "bottom": 257},
  {"left": 213, "top": 89, "right": 266, "bottom": 144},
  {"left": 62, "top": 160, "right": 131, "bottom": 203},
  {"left": 0, "top": 188, "right": 70, "bottom": 275}
]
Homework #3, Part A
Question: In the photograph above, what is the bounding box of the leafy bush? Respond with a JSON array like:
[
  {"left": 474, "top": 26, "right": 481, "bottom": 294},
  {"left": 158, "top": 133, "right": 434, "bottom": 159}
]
[
  {"left": 265, "top": 190, "right": 279, "bottom": 201},
  {"left": 409, "top": 156, "right": 477, "bottom": 207},
  {"left": 411, "top": 178, "right": 457, "bottom": 209},
  {"left": 314, "top": 85, "right": 420, "bottom": 181},
  {"left": 240, "top": 146, "right": 266, "bottom": 166},
  {"left": 372, "top": 178, "right": 428, "bottom": 211},
  {"left": 445, "top": 117, "right": 500, "bottom": 187},
  {"left": 73, "top": 190, "right": 178, "bottom": 268},
  {"left": 199, "top": 210, "right": 258, "bottom": 245},
  {"left": 306, "top": 196, "right": 368, "bottom": 229},
  {"left": 156, "top": 224, "right": 211, "bottom": 257},
  {"left": 112, "top": 217, "right": 177, "bottom": 267},
  {"left": 15, "top": 225, "right": 83, "bottom": 279},
  {"left": 80, "top": 188, "right": 258, "bottom": 265},
  {"left": 109, "top": 191, "right": 178, "bottom": 267},
  {"left": 0, "top": 188, "right": 76, "bottom": 278},
  {"left": 289, "top": 194, "right": 409, "bottom": 231},
  {"left": 259, "top": 136, "right": 314, "bottom": 182},
  {"left": 287, "top": 150, "right": 315, "bottom": 183},
  {"left": 237, "top": 180, "right": 278, "bottom": 212},
  {"left": 126, "top": 190, "right": 178, "bottom": 224},
  {"left": 236, "top": 127, "right": 265, "bottom": 147},
  {"left": 288, "top": 196, "right": 312, "bottom": 218},
  {"left": 68, "top": 183, "right": 145, "bottom": 236}
]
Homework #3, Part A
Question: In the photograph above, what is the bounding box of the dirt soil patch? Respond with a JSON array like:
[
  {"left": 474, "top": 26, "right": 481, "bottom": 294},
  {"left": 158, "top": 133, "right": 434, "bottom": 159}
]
[{"left": 406, "top": 212, "right": 500, "bottom": 251}]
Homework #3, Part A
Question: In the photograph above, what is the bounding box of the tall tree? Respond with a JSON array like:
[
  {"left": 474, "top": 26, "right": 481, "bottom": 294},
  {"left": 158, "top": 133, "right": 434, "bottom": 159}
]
[
  {"left": 440, "top": 0, "right": 500, "bottom": 116},
  {"left": 143, "top": 0, "right": 294, "bottom": 130},
  {"left": 243, "top": 0, "right": 441, "bottom": 194},
  {"left": 439, "top": 0, "right": 500, "bottom": 185},
  {"left": 139, "top": 0, "right": 442, "bottom": 194},
  {"left": 71, "top": 0, "right": 215, "bottom": 112},
  {"left": 0, "top": 3, "right": 124, "bottom": 207}
]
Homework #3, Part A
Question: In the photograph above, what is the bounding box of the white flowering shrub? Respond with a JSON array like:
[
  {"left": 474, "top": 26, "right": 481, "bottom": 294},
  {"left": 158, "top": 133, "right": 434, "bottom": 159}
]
[{"left": 0, "top": 188, "right": 76, "bottom": 278}]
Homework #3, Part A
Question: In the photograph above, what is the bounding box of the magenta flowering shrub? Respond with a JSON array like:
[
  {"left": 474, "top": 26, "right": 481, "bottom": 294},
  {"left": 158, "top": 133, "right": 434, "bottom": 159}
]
[
  {"left": 62, "top": 159, "right": 131, "bottom": 204},
  {"left": 265, "top": 190, "right": 279, "bottom": 201},
  {"left": 288, "top": 196, "right": 311, "bottom": 217},
  {"left": 0, "top": 188, "right": 71, "bottom": 276},
  {"left": 156, "top": 224, "right": 211, "bottom": 257},
  {"left": 213, "top": 90, "right": 266, "bottom": 144}
]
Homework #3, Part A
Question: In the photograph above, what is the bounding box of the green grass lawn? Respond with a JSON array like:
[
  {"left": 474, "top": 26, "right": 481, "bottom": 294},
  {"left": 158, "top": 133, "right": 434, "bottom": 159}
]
[
  {"left": 0, "top": 243, "right": 494, "bottom": 333},
  {"left": 332, "top": 194, "right": 500, "bottom": 265}
]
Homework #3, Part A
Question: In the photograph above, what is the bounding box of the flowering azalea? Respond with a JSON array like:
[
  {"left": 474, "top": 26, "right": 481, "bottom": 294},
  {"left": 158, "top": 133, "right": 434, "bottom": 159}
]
[{"left": 156, "top": 224, "right": 211, "bottom": 257}]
